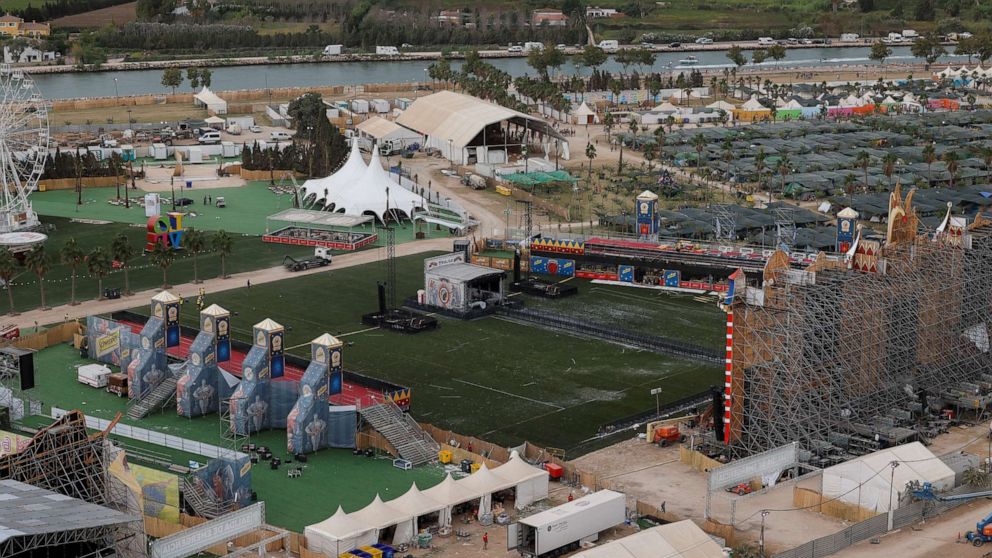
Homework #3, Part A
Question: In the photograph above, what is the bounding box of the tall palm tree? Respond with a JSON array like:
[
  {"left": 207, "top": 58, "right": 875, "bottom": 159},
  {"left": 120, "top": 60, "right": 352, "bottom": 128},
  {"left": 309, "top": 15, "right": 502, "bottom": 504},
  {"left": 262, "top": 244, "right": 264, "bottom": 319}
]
[
  {"left": 149, "top": 242, "right": 175, "bottom": 289},
  {"left": 692, "top": 133, "right": 707, "bottom": 175},
  {"left": 922, "top": 144, "right": 937, "bottom": 186},
  {"left": 212, "top": 230, "right": 234, "bottom": 279},
  {"left": 86, "top": 247, "right": 111, "bottom": 299},
  {"left": 184, "top": 228, "right": 207, "bottom": 284},
  {"left": 942, "top": 151, "right": 960, "bottom": 187},
  {"left": 0, "top": 248, "right": 19, "bottom": 315},
  {"left": 777, "top": 152, "right": 792, "bottom": 199},
  {"left": 24, "top": 245, "right": 52, "bottom": 310},
  {"left": 855, "top": 150, "right": 871, "bottom": 191},
  {"left": 643, "top": 143, "right": 657, "bottom": 171},
  {"left": 754, "top": 148, "right": 767, "bottom": 196},
  {"left": 60, "top": 238, "right": 85, "bottom": 306},
  {"left": 585, "top": 143, "right": 596, "bottom": 179},
  {"left": 881, "top": 153, "right": 898, "bottom": 189},
  {"left": 843, "top": 173, "right": 858, "bottom": 205},
  {"left": 111, "top": 232, "right": 136, "bottom": 296}
]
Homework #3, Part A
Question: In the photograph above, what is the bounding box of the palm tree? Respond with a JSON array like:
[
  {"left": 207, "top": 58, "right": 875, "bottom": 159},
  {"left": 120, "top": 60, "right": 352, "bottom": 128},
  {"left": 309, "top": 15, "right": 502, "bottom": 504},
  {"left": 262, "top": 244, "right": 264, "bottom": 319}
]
[
  {"left": 0, "top": 248, "right": 18, "bottom": 315},
  {"left": 777, "top": 152, "right": 792, "bottom": 199},
  {"left": 643, "top": 143, "right": 657, "bottom": 171},
  {"left": 111, "top": 233, "right": 136, "bottom": 296},
  {"left": 86, "top": 247, "right": 111, "bottom": 299},
  {"left": 754, "top": 148, "right": 767, "bottom": 196},
  {"left": 185, "top": 228, "right": 207, "bottom": 284},
  {"left": 922, "top": 144, "right": 937, "bottom": 186},
  {"left": 585, "top": 143, "right": 596, "bottom": 179},
  {"left": 24, "top": 245, "right": 52, "bottom": 310},
  {"left": 212, "top": 230, "right": 234, "bottom": 279},
  {"left": 942, "top": 151, "right": 960, "bottom": 187},
  {"left": 149, "top": 242, "right": 175, "bottom": 289},
  {"left": 692, "top": 133, "right": 707, "bottom": 174},
  {"left": 722, "top": 138, "right": 734, "bottom": 185},
  {"left": 60, "top": 238, "right": 85, "bottom": 306},
  {"left": 855, "top": 150, "right": 871, "bottom": 191},
  {"left": 843, "top": 173, "right": 858, "bottom": 205},
  {"left": 881, "top": 153, "right": 898, "bottom": 189}
]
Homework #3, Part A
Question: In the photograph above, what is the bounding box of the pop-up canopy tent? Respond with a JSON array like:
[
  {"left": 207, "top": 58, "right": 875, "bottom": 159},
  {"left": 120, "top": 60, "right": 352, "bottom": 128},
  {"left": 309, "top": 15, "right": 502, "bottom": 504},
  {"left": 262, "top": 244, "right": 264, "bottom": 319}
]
[
  {"left": 347, "top": 494, "right": 414, "bottom": 545},
  {"left": 456, "top": 463, "right": 515, "bottom": 519},
  {"left": 422, "top": 474, "right": 480, "bottom": 528},
  {"left": 492, "top": 451, "right": 550, "bottom": 509},
  {"left": 385, "top": 483, "right": 447, "bottom": 534},
  {"left": 300, "top": 140, "right": 368, "bottom": 208},
  {"left": 303, "top": 506, "right": 376, "bottom": 556},
  {"left": 821, "top": 442, "right": 955, "bottom": 512}
]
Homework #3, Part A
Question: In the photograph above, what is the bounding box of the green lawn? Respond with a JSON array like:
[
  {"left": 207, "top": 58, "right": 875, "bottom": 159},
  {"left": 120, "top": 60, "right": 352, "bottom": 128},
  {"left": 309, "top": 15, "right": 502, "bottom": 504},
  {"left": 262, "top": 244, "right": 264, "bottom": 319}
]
[
  {"left": 27, "top": 344, "right": 446, "bottom": 533},
  {"left": 131, "top": 251, "right": 723, "bottom": 453}
]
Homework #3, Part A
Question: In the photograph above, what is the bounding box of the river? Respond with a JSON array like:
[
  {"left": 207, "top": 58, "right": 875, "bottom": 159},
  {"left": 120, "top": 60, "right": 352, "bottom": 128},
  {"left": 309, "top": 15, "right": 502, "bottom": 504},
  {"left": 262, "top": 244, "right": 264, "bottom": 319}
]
[{"left": 32, "top": 46, "right": 968, "bottom": 100}]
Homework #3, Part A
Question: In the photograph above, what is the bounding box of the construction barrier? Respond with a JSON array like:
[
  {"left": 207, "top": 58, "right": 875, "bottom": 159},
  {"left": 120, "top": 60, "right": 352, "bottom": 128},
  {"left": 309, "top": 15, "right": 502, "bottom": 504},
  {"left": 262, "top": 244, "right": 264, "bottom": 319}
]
[
  {"left": 3, "top": 322, "right": 80, "bottom": 351},
  {"left": 38, "top": 177, "right": 122, "bottom": 191},
  {"left": 680, "top": 446, "right": 724, "bottom": 473},
  {"left": 239, "top": 169, "right": 306, "bottom": 181},
  {"left": 792, "top": 487, "right": 881, "bottom": 523}
]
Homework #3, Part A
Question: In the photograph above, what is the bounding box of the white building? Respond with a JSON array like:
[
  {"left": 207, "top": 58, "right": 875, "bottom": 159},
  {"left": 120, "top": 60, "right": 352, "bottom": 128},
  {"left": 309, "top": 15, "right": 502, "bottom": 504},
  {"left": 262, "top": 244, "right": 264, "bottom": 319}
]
[
  {"left": 3, "top": 46, "right": 58, "bottom": 64},
  {"left": 586, "top": 6, "right": 618, "bottom": 18}
]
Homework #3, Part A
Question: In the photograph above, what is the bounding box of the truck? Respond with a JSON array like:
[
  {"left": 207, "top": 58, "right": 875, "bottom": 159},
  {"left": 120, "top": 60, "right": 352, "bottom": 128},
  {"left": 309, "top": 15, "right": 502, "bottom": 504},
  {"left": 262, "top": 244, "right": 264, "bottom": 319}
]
[
  {"left": 598, "top": 39, "right": 619, "bottom": 52},
  {"left": 376, "top": 46, "right": 400, "bottom": 55},
  {"left": 323, "top": 44, "right": 343, "bottom": 56},
  {"left": 522, "top": 42, "right": 544, "bottom": 53},
  {"left": 283, "top": 248, "right": 332, "bottom": 272},
  {"left": 902, "top": 29, "right": 919, "bottom": 40},
  {"left": 757, "top": 37, "right": 776, "bottom": 46},
  {"left": 77, "top": 363, "right": 112, "bottom": 388},
  {"left": 461, "top": 173, "right": 487, "bottom": 190},
  {"left": 507, "top": 490, "right": 626, "bottom": 557},
  {"left": 840, "top": 33, "right": 859, "bottom": 42}
]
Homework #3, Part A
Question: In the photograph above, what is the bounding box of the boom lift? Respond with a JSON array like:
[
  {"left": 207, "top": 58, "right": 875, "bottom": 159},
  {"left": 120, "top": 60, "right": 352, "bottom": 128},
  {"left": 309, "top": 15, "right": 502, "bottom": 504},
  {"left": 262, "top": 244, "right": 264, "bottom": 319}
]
[{"left": 910, "top": 481, "right": 992, "bottom": 547}]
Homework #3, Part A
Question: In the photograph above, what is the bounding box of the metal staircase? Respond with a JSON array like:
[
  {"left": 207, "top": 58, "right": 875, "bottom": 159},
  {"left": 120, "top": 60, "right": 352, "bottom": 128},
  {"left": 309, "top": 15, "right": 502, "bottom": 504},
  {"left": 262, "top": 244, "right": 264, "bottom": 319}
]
[
  {"left": 358, "top": 400, "right": 439, "bottom": 466},
  {"left": 181, "top": 476, "right": 228, "bottom": 519},
  {"left": 126, "top": 364, "right": 184, "bottom": 420}
]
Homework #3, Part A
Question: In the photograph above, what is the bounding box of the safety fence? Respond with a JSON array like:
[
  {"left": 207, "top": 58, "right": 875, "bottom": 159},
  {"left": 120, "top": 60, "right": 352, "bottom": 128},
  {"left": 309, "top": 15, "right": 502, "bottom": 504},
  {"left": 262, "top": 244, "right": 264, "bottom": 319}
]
[
  {"left": 774, "top": 484, "right": 979, "bottom": 558},
  {"left": 496, "top": 306, "right": 724, "bottom": 364},
  {"left": 1, "top": 322, "right": 79, "bottom": 351},
  {"left": 144, "top": 513, "right": 287, "bottom": 555}
]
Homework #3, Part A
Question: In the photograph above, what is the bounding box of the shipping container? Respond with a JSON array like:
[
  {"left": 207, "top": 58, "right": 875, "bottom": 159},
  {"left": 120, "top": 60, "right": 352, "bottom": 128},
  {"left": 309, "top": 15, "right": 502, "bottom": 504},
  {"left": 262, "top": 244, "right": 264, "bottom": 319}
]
[{"left": 507, "top": 490, "right": 625, "bottom": 557}]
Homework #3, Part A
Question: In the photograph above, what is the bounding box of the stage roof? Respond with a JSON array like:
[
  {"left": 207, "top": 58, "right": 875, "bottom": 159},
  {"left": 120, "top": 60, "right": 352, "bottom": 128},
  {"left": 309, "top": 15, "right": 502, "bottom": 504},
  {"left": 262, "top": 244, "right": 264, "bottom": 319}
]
[
  {"left": 268, "top": 208, "right": 373, "bottom": 228},
  {"left": 0, "top": 479, "right": 137, "bottom": 544},
  {"left": 427, "top": 262, "right": 505, "bottom": 282}
]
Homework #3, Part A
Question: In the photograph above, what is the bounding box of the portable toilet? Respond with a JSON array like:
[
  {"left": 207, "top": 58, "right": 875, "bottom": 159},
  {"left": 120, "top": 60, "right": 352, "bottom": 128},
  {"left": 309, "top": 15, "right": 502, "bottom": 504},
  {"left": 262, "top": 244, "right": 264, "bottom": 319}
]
[
  {"left": 120, "top": 144, "right": 136, "bottom": 162},
  {"left": 221, "top": 141, "right": 237, "bottom": 158},
  {"left": 151, "top": 142, "right": 168, "bottom": 160},
  {"left": 187, "top": 146, "right": 203, "bottom": 164}
]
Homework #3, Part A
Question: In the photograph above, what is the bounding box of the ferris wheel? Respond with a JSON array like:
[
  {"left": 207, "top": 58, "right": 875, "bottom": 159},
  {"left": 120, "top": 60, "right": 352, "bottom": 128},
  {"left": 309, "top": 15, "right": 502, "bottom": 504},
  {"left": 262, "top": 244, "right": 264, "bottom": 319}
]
[{"left": 0, "top": 64, "right": 48, "bottom": 233}]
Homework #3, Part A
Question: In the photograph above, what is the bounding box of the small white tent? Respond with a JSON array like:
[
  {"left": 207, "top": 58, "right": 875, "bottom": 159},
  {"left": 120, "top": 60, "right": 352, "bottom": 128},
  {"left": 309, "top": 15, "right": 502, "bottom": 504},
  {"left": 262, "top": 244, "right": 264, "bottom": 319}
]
[
  {"left": 456, "top": 463, "right": 513, "bottom": 519},
  {"left": 422, "top": 474, "right": 480, "bottom": 528},
  {"left": 347, "top": 494, "right": 415, "bottom": 546},
  {"left": 571, "top": 101, "right": 599, "bottom": 124},
  {"left": 821, "top": 442, "right": 955, "bottom": 512},
  {"left": 492, "top": 451, "right": 550, "bottom": 509},
  {"left": 385, "top": 483, "right": 446, "bottom": 534},
  {"left": 304, "top": 506, "right": 376, "bottom": 556},
  {"left": 300, "top": 140, "right": 369, "bottom": 207},
  {"left": 193, "top": 86, "right": 228, "bottom": 115}
]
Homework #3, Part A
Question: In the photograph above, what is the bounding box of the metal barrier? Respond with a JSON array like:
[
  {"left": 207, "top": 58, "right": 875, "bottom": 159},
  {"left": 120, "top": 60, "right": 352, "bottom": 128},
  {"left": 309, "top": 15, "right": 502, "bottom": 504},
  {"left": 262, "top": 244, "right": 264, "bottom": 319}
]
[{"left": 495, "top": 306, "right": 723, "bottom": 364}]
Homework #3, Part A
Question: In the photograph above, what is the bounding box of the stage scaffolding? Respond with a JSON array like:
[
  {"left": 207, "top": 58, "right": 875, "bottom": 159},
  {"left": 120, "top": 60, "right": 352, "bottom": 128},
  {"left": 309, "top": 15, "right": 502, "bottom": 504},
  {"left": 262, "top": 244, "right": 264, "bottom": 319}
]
[{"left": 728, "top": 222, "right": 992, "bottom": 457}]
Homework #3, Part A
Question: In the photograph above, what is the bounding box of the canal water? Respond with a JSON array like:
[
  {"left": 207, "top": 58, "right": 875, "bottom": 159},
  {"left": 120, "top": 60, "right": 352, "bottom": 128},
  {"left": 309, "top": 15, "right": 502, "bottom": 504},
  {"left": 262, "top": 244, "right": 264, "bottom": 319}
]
[{"left": 32, "top": 46, "right": 967, "bottom": 99}]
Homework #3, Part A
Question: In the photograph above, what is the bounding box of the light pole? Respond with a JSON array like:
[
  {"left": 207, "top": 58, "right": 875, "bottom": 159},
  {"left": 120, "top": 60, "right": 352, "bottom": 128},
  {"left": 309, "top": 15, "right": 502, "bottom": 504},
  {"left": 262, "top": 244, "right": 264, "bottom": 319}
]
[
  {"left": 113, "top": 77, "right": 119, "bottom": 100},
  {"left": 759, "top": 510, "right": 769, "bottom": 558},
  {"left": 888, "top": 461, "right": 900, "bottom": 514},
  {"left": 423, "top": 68, "right": 429, "bottom": 94},
  {"left": 448, "top": 139, "right": 454, "bottom": 170},
  {"left": 651, "top": 387, "right": 663, "bottom": 418}
]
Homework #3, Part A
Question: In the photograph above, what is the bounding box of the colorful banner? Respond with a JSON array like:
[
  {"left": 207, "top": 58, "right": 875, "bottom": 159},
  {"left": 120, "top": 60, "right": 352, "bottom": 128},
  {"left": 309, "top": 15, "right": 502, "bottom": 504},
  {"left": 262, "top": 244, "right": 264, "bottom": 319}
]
[
  {"left": 529, "top": 256, "right": 575, "bottom": 277},
  {"left": 0, "top": 430, "right": 28, "bottom": 457},
  {"left": 216, "top": 315, "right": 231, "bottom": 363},
  {"left": 663, "top": 270, "right": 681, "bottom": 287},
  {"left": 96, "top": 330, "right": 121, "bottom": 357},
  {"left": 618, "top": 265, "right": 634, "bottom": 283},
  {"left": 131, "top": 463, "right": 180, "bottom": 523},
  {"left": 270, "top": 331, "right": 285, "bottom": 379}
]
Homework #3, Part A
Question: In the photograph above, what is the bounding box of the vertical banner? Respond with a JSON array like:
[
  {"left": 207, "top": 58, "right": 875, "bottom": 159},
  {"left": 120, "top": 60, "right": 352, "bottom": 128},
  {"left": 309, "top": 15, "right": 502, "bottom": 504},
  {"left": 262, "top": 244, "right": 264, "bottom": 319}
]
[
  {"left": 270, "top": 330, "right": 284, "bottom": 379},
  {"left": 836, "top": 208, "right": 857, "bottom": 253},
  {"left": 216, "top": 315, "right": 231, "bottom": 362},
  {"left": 663, "top": 270, "right": 681, "bottom": 287},
  {"left": 165, "top": 300, "right": 180, "bottom": 348},
  {"left": 329, "top": 346, "right": 343, "bottom": 395}
]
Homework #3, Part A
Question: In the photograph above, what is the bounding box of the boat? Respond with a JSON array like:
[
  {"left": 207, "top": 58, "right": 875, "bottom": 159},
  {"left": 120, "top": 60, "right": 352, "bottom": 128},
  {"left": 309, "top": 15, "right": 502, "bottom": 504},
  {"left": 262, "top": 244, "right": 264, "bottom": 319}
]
[{"left": 678, "top": 55, "right": 699, "bottom": 65}]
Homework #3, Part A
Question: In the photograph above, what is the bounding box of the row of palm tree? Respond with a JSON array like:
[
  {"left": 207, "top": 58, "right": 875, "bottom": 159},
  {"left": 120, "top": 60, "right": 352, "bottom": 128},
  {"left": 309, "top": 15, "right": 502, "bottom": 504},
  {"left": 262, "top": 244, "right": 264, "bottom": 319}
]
[{"left": 0, "top": 229, "right": 234, "bottom": 316}]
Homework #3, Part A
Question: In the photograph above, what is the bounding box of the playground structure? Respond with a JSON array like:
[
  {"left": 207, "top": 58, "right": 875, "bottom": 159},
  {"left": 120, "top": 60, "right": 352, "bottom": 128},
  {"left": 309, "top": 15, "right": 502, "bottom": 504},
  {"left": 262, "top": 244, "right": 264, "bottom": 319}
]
[
  {"left": 723, "top": 188, "right": 992, "bottom": 461},
  {"left": 85, "top": 291, "right": 419, "bottom": 458}
]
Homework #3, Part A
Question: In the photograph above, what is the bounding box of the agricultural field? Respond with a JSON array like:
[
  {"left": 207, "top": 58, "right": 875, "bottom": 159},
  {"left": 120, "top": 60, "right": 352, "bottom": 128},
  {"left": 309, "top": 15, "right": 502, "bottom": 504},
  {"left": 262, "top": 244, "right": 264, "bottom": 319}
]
[
  {"left": 52, "top": 103, "right": 209, "bottom": 127},
  {"left": 123, "top": 251, "right": 723, "bottom": 454},
  {"left": 51, "top": 1, "right": 137, "bottom": 28}
]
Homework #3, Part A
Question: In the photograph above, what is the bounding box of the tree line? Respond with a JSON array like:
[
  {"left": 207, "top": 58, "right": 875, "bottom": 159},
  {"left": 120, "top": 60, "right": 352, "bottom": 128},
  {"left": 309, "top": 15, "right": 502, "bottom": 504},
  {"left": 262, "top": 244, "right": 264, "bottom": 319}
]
[
  {"left": 42, "top": 149, "right": 124, "bottom": 180},
  {"left": 0, "top": 229, "right": 235, "bottom": 314}
]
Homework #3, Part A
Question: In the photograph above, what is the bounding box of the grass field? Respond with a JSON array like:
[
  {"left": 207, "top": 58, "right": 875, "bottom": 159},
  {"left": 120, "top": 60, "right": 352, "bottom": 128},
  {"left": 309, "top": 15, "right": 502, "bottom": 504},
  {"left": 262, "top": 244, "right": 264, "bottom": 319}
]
[
  {"left": 120, "top": 251, "right": 723, "bottom": 454},
  {"left": 53, "top": 103, "right": 209, "bottom": 127},
  {"left": 51, "top": 1, "right": 137, "bottom": 28},
  {"left": 27, "top": 344, "right": 446, "bottom": 532}
]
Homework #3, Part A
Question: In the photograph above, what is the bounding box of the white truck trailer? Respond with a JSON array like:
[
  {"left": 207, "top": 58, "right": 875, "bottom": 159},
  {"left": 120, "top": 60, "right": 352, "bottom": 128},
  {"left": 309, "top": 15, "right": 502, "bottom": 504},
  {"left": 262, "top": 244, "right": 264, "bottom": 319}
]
[{"left": 507, "top": 490, "right": 626, "bottom": 557}]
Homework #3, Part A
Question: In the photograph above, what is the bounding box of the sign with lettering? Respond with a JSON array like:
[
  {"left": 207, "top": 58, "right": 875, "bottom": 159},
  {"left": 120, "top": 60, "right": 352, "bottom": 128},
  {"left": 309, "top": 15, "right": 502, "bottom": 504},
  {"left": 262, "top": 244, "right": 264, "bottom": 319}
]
[{"left": 149, "top": 502, "right": 264, "bottom": 558}]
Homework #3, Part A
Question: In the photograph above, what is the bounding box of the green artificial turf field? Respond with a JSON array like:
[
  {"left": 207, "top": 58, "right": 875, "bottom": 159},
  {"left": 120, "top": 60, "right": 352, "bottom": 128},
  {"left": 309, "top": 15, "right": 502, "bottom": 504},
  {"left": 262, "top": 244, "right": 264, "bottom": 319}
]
[
  {"left": 27, "top": 344, "right": 446, "bottom": 532},
  {"left": 123, "top": 251, "right": 723, "bottom": 453}
]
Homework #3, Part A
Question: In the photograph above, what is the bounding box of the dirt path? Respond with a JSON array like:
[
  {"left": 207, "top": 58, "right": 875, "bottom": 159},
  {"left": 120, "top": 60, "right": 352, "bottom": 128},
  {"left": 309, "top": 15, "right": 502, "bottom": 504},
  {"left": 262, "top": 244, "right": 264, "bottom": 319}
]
[{"left": 10, "top": 237, "right": 455, "bottom": 330}]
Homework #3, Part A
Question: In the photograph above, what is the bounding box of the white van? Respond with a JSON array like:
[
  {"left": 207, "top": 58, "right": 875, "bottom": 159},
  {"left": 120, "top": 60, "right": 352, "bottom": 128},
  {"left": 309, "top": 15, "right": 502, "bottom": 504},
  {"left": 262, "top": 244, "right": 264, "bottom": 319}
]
[
  {"left": 198, "top": 131, "right": 221, "bottom": 144},
  {"left": 757, "top": 37, "right": 775, "bottom": 46},
  {"left": 270, "top": 131, "right": 292, "bottom": 141},
  {"left": 598, "top": 39, "right": 619, "bottom": 51},
  {"left": 840, "top": 33, "right": 859, "bottom": 42},
  {"left": 77, "top": 364, "right": 112, "bottom": 388},
  {"left": 508, "top": 45, "right": 523, "bottom": 53},
  {"left": 523, "top": 42, "right": 544, "bottom": 53},
  {"left": 375, "top": 45, "right": 400, "bottom": 55},
  {"left": 322, "top": 44, "right": 343, "bottom": 55}
]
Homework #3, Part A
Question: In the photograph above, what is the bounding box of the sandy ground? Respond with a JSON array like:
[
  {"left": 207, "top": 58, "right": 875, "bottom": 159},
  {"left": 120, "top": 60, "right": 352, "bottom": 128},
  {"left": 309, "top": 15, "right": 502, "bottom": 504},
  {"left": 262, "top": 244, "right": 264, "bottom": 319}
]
[
  {"left": 138, "top": 162, "right": 246, "bottom": 192},
  {"left": 10, "top": 236, "right": 455, "bottom": 330}
]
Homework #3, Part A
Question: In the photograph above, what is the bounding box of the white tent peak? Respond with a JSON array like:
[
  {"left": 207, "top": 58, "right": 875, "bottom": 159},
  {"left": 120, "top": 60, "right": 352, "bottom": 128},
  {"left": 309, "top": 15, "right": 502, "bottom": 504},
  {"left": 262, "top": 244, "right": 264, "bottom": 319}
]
[
  {"left": 329, "top": 146, "right": 426, "bottom": 222},
  {"left": 301, "top": 139, "right": 368, "bottom": 206}
]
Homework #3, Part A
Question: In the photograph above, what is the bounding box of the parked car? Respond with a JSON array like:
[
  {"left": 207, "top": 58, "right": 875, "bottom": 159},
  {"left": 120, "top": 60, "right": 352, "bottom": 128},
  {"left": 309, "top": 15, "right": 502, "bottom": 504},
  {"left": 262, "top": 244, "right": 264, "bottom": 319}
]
[
  {"left": 508, "top": 45, "right": 523, "bottom": 53},
  {"left": 695, "top": 37, "right": 713, "bottom": 44},
  {"left": 669, "top": 42, "right": 682, "bottom": 48},
  {"left": 248, "top": 124, "right": 262, "bottom": 133},
  {"left": 198, "top": 131, "right": 221, "bottom": 144},
  {"left": 270, "top": 131, "right": 292, "bottom": 141}
]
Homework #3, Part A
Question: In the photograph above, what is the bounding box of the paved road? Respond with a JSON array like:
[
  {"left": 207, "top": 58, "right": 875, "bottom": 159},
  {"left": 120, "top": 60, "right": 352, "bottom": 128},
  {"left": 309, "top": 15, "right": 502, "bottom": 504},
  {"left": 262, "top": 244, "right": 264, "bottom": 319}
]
[{"left": 10, "top": 237, "right": 455, "bottom": 330}]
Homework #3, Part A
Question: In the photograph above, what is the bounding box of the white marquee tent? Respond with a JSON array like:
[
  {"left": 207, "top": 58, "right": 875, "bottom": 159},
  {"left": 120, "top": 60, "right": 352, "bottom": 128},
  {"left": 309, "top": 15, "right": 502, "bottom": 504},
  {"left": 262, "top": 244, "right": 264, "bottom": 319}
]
[
  {"left": 326, "top": 149, "right": 425, "bottom": 222},
  {"left": 821, "top": 442, "right": 955, "bottom": 512},
  {"left": 571, "top": 520, "right": 725, "bottom": 558},
  {"left": 303, "top": 506, "right": 376, "bottom": 556},
  {"left": 492, "top": 450, "right": 550, "bottom": 509},
  {"left": 456, "top": 463, "right": 515, "bottom": 519},
  {"left": 346, "top": 494, "right": 414, "bottom": 545},
  {"left": 422, "top": 473, "right": 480, "bottom": 528},
  {"left": 193, "top": 86, "right": 228, "bottom": 115},
  {"left": 571, "top": 101, "right": 599, "bottom": 124},
  {"left": 300, "top": 140, "right": 368, "bottom": 208},
  {"left": 384, "top": 483, "right": 446, "bottom": 534}
]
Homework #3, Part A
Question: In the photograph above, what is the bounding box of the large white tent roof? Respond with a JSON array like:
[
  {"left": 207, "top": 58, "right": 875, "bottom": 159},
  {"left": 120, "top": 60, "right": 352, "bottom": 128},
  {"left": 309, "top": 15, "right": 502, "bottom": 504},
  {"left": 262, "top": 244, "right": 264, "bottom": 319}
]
[
  {"left": 301, "top": 140, "right": 368, "bottom": 206},
  {"left": 423, "top": 473, "right": 480, "bottom": 507},
  {"left": 397, "top": 90, "right": 561, "bottom": 149},
  {"left": 492, "top": 451, "right": 549, "bottom": 485},
  {"left": 306, "top": 506, "right": 370, "bottom": 540},
  {"left": 327, "top": 149, "right": 425, "bottom": 222},
  {"left": 572, "top": 520, "right": 725, "bottom": 558},
  {"left": 347, "top": 494, "right": 412, "bottom": 530},
  {"left": 194, "top": 86, "right": 227, "bottom": 113},
  {"left": 357, "top": 116, "right": 421, "bottom": 141},
  {"left": 572, "top": 101, "right": 596, "bottom": 117},
  {"left": 457, "top": 463, "right": 515, "bottom": 495},
  {"left": 386, "top": 483, "right": 447, "bottom": 516},
  {"left": 740, "top": 95, "right": 769, "bottom": 112}
]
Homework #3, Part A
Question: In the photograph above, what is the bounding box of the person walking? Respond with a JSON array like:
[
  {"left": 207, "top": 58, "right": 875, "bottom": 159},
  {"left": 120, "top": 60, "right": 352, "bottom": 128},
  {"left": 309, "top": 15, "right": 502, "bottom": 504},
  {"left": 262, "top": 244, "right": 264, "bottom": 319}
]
[{"left": 482, "top": 532, "right": 488, "bottom": 550}]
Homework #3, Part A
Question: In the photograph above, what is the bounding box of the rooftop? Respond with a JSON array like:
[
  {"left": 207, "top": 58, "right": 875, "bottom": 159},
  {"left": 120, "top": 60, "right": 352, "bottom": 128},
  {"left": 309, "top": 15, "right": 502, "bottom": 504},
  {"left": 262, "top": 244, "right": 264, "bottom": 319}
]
[{"left": 0, "top": 479, "right": 137, "bottom": 544}]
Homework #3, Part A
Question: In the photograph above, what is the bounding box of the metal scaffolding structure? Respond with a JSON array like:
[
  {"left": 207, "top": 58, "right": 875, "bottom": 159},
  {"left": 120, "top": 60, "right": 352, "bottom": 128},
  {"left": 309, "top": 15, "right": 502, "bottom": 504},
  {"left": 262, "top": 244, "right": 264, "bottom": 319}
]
[{"left": 728, "top": 203, "right": 992, "bottom": 459}]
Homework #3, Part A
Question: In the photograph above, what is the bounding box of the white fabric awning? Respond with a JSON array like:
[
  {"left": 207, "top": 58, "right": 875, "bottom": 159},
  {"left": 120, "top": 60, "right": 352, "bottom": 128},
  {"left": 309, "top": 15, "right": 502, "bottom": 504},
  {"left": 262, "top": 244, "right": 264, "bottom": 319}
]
[
  {"left": 348, "top": 494, "right": 412, "bottom": 530},
  {"left": 303, "top": 506, "right": 376, "bottom": 556},
  {"left": 357, "top": 116, "right": 421, "bottom": 141},
  {"left": 423, "top": 473, "right": 480, "bottom": 507},
  {"left": 194, "top": 86, "right": 227, "bottom": 114},
  {"left": 572, "top": 520, "right": 725, "bottom": 558},
  {"left": 491, "top": 451, "right": 550, "bottom": 509},
  {"left": 326, "top": 149, "right": 425, "bottom": 222},
  {"left": 301, "top": 140, "right": 368, "bottom": 206},
  {"left": 457, "top": 463, "right": 515, "bottom": 495},
  {"left": 386, "top": 483, "right": 447, "bottom": 516}
]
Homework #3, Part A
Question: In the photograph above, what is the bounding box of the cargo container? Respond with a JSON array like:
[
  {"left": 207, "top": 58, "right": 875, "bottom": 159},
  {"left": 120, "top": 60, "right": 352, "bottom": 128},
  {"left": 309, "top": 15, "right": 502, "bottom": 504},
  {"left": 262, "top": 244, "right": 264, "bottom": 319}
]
[{"left": 507, "top": 490, "right": 625, "bottom": 557}]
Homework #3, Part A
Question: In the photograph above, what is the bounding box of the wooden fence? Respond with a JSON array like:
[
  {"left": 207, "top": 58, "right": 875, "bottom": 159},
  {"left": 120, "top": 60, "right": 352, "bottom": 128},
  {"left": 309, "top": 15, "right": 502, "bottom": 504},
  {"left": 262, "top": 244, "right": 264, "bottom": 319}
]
[
  {"left": 239, "top": 169, "right": 305, "bottom": 181},
  {"left": 680, "top": 445, "right": 724, "bottom": 473},
  {"left": 38, "top": 176, "right": 122, "bottom": 191},
  {"left": 3, "top": 322, "right": 80, "bottom": 351},
  {"left": 792, "top": 487, "right": 881, "bottom": 523}
]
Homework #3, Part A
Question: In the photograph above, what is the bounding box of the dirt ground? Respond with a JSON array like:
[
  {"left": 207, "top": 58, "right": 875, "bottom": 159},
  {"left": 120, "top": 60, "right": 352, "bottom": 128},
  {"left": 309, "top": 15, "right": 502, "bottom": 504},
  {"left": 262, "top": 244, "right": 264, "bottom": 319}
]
[{"left": 139, "top": 162, "right": 246, "bottom": 191}]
